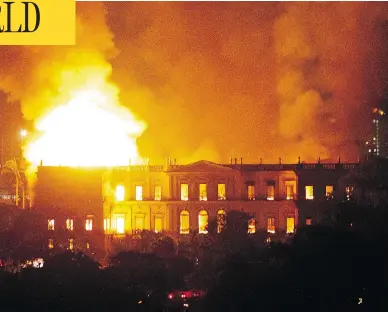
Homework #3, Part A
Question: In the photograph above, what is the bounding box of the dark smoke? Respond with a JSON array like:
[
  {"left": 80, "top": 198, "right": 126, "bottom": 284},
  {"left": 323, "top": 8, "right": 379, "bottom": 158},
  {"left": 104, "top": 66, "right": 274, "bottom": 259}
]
[{"left": 1, "top": 2, "right": 388, "bottom": 164}]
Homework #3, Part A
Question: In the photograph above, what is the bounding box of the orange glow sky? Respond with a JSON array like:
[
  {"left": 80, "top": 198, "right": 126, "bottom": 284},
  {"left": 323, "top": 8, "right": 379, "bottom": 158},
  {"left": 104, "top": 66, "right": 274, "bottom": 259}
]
[{"left": 1, "top": 2, "right": 388, "bottom": 164}]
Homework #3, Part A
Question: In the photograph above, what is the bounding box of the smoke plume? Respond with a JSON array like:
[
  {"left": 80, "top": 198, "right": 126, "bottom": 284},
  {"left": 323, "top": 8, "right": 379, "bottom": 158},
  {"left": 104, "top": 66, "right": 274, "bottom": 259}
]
[{"left": 1, "top": 2, "right": 388, "bottom": 164}]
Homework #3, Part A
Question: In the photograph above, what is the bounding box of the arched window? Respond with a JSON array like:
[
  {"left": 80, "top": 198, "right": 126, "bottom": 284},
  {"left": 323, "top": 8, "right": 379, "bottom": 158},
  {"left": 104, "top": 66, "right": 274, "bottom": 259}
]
[
  {"left": 217, "top": 209, "right": 226, "bottom": 233},
  {"left": 180, "top": 210, "right": 190, "bottom": 234},
  {"left": 198, "top": 210, "right": 208, "bottom": 234}
]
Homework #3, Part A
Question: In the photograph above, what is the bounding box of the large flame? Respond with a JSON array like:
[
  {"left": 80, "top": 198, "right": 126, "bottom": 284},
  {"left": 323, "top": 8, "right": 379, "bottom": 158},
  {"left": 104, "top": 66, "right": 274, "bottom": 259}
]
[{"left": 24, "top": 70, "right": 146, "bottom": 167}]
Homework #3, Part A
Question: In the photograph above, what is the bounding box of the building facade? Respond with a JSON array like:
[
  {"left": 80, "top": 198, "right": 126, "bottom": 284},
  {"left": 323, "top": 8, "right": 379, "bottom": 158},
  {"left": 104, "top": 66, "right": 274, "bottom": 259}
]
[
  {"left": 34, "top": 160, "right": 359, "bottom": 254},
  {"left": 366, "top": 106, "right": 388, "bottom": 158}
]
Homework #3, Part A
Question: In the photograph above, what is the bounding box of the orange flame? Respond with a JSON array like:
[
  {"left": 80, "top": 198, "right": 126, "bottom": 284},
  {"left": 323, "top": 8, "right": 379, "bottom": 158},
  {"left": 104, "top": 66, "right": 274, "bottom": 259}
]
[{"left": 24, "top": 70, "right": 146, "bottom": 167}]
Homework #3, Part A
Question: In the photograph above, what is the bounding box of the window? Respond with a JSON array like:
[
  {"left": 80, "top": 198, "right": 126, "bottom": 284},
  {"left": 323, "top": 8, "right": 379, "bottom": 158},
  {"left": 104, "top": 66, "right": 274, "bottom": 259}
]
[
  {"left": 116, "top": 185, "right": 125, "bottom": 201},
  {"left": 181, "top": 183, "right": 189, "bottom": 201},
  {"left": 286, "top": 217, "right": 295, "bottom": 234},
  {"left": 199, "top": 184, "right": 207, "bottom": 201},
  {"left": 198, "top": 210, "right": 208, "bottom": 234},
  {"left": 267, "top": 184, "right": 275, "bottom": 200},
  {"left": 326, "top": 185, "right": 334, "bottom": 199},
  {"left": 85, "top": 219, "right": 93, "bottom": 231},
  {"left": 154, "top": 216, "right": 163, "bottom": 233},
  {"left": 116, "top": 217, "right": 125, "bottom": 234},
  {"left": 66, "top": 219, "right": 73, "bottom": 231},
  {"left": 345, "top": 186, "right": 353, "bottom": 200},
  {"left": 248, "top": 218, "right": 256, "bottom": 234},
  {"left": 86, "top": 242, "right": 90, "bottom": 249},
  {"left": 104, "top": 218, "right": 110, "bottom": 233},
  {"left": 48, "top": 239, "right": 54, "bottom": 249},
  {"left": 180, "top": 210, "right": 190, "bottom": 234},
  {"left": 112, "top": 216, "right": 125, "bottom": 234},
  {"left": 48, "top": 219, "right": 55, "bottom": 231},
  {"left": 306, "top": 218, "right": 312, "bottom": 226},
  {"left": 286, "top": 185, "right": 294, "bottom": 200},
  {"left": 305, "top": 186, "right": 314, "bottom": 200},
  {"left": 68, "top": 239, "right": 74, "bottom": 251},
  {"left": 267, "top": 217, "right": 275, "bottom": 234},
  {"left": 154, "top": 185, "right": 162, "bottom": 201},
  {"left": 248, "top": 185, "right": 255, "bottom": 200},
  {"left": 218, "top": 183, "right": 226, "bottom": 200},
  {"left": 217, "top": 210, "right": 226, "bottom": 233},
  {"left": 135, "top": 185, "right": 143, "bottom": 201},
  {"left": 135, "top": 216, "right": 144, "bottom": 232}
]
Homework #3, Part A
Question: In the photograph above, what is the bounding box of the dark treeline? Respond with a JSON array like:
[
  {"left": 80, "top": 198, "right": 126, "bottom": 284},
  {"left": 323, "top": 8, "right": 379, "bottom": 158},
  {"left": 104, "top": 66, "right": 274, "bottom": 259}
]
[{"left": 0, "top": 209, "right": 387, "bottom": 312}]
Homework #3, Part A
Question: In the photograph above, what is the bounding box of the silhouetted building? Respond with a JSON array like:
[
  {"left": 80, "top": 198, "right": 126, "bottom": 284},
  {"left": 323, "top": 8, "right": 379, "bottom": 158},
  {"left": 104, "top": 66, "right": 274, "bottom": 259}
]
[
  {"left": 33, "top": 159, "right": 359, "bottom": 255},
  {"left": 366, "top": 104, "right": 388, "bottom": 158}
]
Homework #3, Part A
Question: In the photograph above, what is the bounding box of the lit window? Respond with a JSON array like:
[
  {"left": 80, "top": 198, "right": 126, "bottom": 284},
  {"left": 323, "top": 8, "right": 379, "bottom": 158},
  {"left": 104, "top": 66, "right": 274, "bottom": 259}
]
[
  {"left": 48, "top": 239, "right": 54, "bottom": 249},
  {"left": 85, "top": 219, "right": 93, "bottom": 231},
  {"left": 345, "top": 186, "right": 353, "bottom": 200},
  {"left": 198, "top": 210, "right": 208, "bottom": 234},
  {"left": 286, "top": 217, "right": 295, "bottom": 234},
  {"left": 154, "top": 185, "right": 162, "bottom": 201},
  {"left": 248, "top": 218, "right": 256, "bottom": 234},
  {"left": 48, "top": 219, "right": 55, "bottom": 231},
  {"left": 154, "top": 216, "right": 163, "bottom": 233},
  {"left": 306, "top": 218, "right": 312, "bottom": 225},
  {"left": 181, "top": 184, "right": 189, "bottom": 201},
  {"left": 305, "top": 186, "right": 314, "bottom": 200},
  {"left": 135, "top": 216, "right": 144, "bottom": 232},
  {"left": 217, "top": 210, "right": 226, "bottom": 233},
  {"left": 267, "top": 184, "right": 275, "bottom": 200},
  {"left": 116, "top": 185, "right": 125, "bottom": 201},
  {"left": 326, "top": 185, "right": 334, "bottom": 199},
  {"left": 180, "top": 210, "right": 190, "bottom": 234},
  {"left": 286, "top": 185, "right": 294, "bottom": 200},
  {"left": 218, "top": 184, "right": 226, "bottom": 200},
  {"left": 66, "top": 219, "right": 73, "bottom": 231},
  {"left": 103, "top": 219, "right": 110, "bottom": 233},
  {"left": 267, "top": 217, "right": 275, "bottom": 234},
  {"left": 199, "top": 184, "right": 207, "bottom": 201},
  {"left": 248, "top": 185, "right": 255, "bottom": 200},
  {"left": 68, "top": 239, "right": 74, "bottom": 251},
  {"left": 116, "top": 217, "right": 125, "bottom": 234},
  {"left": 86, "top": 242, "right": 90, "bottom": 249},
  {"left": 136, "top": 186, "right": 143, "bottom": 201}
]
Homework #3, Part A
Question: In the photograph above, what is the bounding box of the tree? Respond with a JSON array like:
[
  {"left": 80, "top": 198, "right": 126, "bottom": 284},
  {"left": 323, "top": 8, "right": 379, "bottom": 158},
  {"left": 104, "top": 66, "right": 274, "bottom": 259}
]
[
  {"left": 340, "top": 157, "right": 388, "bottom": 207},
  {"left": 0, "top": 210, "right": 48, "bottom": 261},
  {"left": 152, "top": 235, "right": 176, "bottom": 258}
]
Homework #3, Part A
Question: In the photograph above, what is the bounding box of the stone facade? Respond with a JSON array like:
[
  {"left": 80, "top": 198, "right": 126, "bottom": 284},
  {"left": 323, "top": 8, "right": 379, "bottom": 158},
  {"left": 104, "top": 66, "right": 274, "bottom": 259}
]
[{"left": 34, "top": 160, "right": 359, "bottom": 252}]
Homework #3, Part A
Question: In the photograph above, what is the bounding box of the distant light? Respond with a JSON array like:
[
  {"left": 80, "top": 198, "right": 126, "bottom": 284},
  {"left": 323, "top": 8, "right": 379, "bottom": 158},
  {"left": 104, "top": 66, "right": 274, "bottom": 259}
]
[
  {"left": 138, "top": 300, "right": 142, "bottom": 304},
  {"left": 168, "top": 294, "right": 173, "bottom": 299},
  {"left": 20, "top": 129, "right": 27, "bottom": 137}
]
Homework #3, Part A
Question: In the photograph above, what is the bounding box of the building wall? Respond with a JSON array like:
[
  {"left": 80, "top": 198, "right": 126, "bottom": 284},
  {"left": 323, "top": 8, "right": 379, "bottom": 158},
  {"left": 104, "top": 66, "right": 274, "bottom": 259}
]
[
  {"left": 34, "top": 166, "right": 106, "bottom": 254},
  {"left": 34, "top": 160, "right": 359, "bottom": 252}
]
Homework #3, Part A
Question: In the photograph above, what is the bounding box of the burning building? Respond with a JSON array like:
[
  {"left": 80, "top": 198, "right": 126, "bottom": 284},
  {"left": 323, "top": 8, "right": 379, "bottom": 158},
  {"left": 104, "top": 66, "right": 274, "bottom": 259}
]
[{"left": 33, "top": 158, "right": 359, "bottom": 254}]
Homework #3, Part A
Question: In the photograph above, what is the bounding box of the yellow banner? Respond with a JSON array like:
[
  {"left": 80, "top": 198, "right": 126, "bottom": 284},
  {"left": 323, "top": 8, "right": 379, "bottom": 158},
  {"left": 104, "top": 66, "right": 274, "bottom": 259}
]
[{"left": 0, "top": 0, "right": 75, "bottom": 45}]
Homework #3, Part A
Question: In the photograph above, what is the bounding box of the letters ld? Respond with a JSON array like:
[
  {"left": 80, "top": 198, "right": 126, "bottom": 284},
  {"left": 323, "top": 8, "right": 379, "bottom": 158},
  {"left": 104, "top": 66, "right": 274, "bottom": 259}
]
[{"left": 0, "top": 1, "right": 40, "bottom": 33}]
